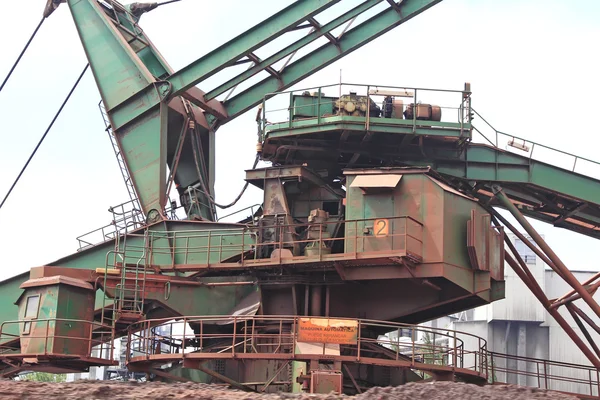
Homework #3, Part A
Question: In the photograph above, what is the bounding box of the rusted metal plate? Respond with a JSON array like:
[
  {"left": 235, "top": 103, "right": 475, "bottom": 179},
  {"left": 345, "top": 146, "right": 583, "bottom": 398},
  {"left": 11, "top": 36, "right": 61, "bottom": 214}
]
[
  {"left": 29, "top": 267, "right": 95, "bottom": 282},
  {"left": 488, "top": 227, "right": 505, "bottom": 281},
  {"left": 297, "top": 317, "right": 358, "bottom": 345},
  {"left": 20, "top": 276, "right": 93, "bottom": 291},
  {"left": 310, "top": 370, "right": 343, "bottom": 394},
  {"left": 467, "top": 209, "right": 491, "bottom": 271},
  {"left": 350, "top": 174, "right": 402, "bottom": 188}
]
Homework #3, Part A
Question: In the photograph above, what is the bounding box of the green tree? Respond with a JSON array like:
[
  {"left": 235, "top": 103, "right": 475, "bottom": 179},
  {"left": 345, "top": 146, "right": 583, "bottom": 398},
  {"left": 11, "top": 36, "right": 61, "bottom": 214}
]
[
  {"left": 421, "top": 331, "right": 446, "bottom": 366},
  {"left": 22, "top": 372, "right": 67, "bottom": 382}
]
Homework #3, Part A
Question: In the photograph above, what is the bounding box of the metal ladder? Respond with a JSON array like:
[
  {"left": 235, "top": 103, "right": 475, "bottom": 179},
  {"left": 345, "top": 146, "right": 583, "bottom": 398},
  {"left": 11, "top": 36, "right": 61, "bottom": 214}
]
[
  {"left": 101, "top": 230, "right": 148, "bottom": 327},
  {"left": 98, "top": 101, "right": 141, "bottom": 213}
]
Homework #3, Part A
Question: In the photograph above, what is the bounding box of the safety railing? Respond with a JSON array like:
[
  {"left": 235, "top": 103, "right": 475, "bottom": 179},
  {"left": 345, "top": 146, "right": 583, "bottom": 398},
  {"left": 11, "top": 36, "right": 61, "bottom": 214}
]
[
  {"left": 76, "top": 199, "right": 145, "bottom": 251},
  {"left": 0, "top": 318, "right": 115, "bottom": 363},
  {"left": 125, "top": 315, "right": 600, "bottom": 396},
  {"left": 75, "top": 198, "right": 183, "bottom": 251},
  {"left": 489, "top": 352, "right": 600, "bottom": 398},
  {"left": 117, "top": 215, "right": 423, "bottom": 269},
  {"left": 217, "top": 203, "right": 261, "bottom": 224},
  {"left": 126, "top": 315, "right": 487, "bottom": 377},
  {"left": 472, "top": 109, "right": 600, "bottom": 181},
  {"left": 259, "top": 82, "right": 472, "bottom": 142}
]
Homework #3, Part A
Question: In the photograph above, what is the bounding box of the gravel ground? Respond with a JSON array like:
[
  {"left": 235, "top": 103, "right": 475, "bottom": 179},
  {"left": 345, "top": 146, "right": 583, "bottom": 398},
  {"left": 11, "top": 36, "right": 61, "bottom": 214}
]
[{"left": 0, "top": 380, "right": 578, "bottom": 399}]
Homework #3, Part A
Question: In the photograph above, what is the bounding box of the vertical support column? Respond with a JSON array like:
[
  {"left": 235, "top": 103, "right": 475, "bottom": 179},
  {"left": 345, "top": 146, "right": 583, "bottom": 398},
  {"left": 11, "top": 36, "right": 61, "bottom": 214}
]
[
  {"left": 310, "top": 286, "right": 322, "bottom": 316},
  {"left": 208, "top": 128, "right": 216, "bottom": 197},
  {"left": 517, "top": 323, "right": 527, "bottom": 387}
]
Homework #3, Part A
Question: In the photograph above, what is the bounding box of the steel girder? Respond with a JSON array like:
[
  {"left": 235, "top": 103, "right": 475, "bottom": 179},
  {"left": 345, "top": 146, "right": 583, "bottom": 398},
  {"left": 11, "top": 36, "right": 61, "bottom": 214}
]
[
  {"left": 204, "top": 0, "right": 383, "bottom": 102},
  {"left": 414, "top": 144, "right": 600, "bottom": 239},
  {"left": 259, "top": 120, "right": 600, "bottom": 237},
  {"left": 222, "top": 0, "right": 443, "bottom": 121},
  {"left": 494, "top": 188, "right": 600, "bottom": 368},
  {"left": 65, "top": 0, "right": 344, "bottom": 220},
  {"left": 166, "top": 0, "right": 341, "bottom": 99},
  {"left": 67, "top": 0, "right": 215, "bottom": 220},
  {"left": 64, "top": 0, "right": 443, "bottom": 221}
]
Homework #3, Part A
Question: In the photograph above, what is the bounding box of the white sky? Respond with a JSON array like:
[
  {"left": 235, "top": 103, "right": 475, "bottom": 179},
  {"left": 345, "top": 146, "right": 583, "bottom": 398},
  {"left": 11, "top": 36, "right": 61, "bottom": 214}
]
[{"left": 0, "top": 0, "right": 599, "bottom": 281}]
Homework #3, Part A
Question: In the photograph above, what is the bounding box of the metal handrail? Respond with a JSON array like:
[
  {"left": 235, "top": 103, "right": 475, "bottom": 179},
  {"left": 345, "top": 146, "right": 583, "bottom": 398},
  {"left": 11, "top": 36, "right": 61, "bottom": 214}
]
[
  {"left": 124, "top": 315, "right": 600, "bottom": 397},
  {"left": 471, "top": 108, "right": 600, "bottom": 179},
  {"left": 0, "top": 318, "right": 115, "bottom": 363},
  {"left": 76, "top": 198, "right": 146, "bottom": 251},
  {"left": 75, "top": 198, "right": 184, "bottom": 251},
  {"left": 263, "top": 82, "right": 469, "bottom": 99},
  {"left": 259, "top": 82, "right": 472, "bottom": 142},
  {"left": 488, "top": 351, "right": 600, "bottom": 396},
  {"left": 217, "top": 203, "right": 261, "bottom": 223},
  {"left": 126, "top": 315, "right": 477, "bottom": 373},
  {"left": 117, "top": 215, "right": 424, "bottom": 268}
]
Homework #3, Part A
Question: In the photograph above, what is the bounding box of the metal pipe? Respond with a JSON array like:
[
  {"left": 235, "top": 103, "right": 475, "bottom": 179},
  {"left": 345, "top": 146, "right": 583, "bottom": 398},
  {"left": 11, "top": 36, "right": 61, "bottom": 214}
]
[
  {"left": 504, "top": 252, "right": 600, "bottom": 368},
  {"left": 551, "top": 271, "right": 600, "bottom": 308},
  {"left": 497, "top": 222, "right": 550, "bottom": 306},
  {"left": 325, "top": 285, "right": 330, "bottom": 317},
  {"left": 493, "top": 185, "right": 600, "bottom": 319},
  {"left": 304, "top": 285, "right": 310, "bottom": 316},
  {"left": 565, "top": 303, "right": 600, "bottom": 358},
  {"left": 550, "top": 280, "right": 600, "bottom": 310},
  {"left": 569, "top": 303, "right": 600, "bottom": 336}
]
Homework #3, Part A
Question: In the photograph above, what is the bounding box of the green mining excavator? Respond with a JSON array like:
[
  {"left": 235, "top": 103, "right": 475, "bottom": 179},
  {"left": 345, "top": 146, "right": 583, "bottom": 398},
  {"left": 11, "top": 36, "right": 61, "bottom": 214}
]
[{"left": 1, "top": 0, "right": 599, "bottom": 395}]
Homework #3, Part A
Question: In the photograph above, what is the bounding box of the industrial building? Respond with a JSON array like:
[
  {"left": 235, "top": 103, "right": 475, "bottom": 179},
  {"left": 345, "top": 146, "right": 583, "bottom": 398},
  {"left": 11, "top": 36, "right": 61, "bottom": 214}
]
[{"left": 447, "top": 233, "right": 600, "bottom": 396}]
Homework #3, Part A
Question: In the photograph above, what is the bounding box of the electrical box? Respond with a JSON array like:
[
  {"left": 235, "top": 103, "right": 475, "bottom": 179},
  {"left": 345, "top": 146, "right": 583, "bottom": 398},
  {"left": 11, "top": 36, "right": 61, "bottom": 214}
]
[{"left": 292, "top": 94, "right": 336, "bottom": 119}]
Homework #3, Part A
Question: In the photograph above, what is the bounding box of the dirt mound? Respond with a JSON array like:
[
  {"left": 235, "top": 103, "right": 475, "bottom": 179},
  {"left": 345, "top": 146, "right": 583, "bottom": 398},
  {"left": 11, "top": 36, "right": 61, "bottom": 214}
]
[
  {"left": 356, "top": 382, "right": 576, "bottom": 399},
  {"left": 0, "top": 380, "right": 577, "bottom": 399}
]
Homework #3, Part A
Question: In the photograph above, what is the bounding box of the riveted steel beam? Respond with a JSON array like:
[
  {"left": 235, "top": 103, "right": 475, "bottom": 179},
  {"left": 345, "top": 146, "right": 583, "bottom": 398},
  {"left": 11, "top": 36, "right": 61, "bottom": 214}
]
[
  {"left": 67, "top": 0, "right": 217, "bottom": 220},
  {"left": 223, "top": 0, "right": 443, "bottom": 121},
  {"left": 67, "top": 0, "right": 170, "bottom": 219},
  {"left": 166, "top": 0, "right": 341, "bottom": 102},
  {"left": 205, "top": 0, "right": 384, "bottom": 101}
]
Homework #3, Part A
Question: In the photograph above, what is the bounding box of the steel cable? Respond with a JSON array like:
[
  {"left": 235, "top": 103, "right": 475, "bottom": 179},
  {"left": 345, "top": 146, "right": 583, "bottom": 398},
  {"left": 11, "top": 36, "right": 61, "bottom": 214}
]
[
  {"left": 157, "top": 0, "right": 183, "bottom": 6},
  {"left": 0, "top": 18, "right": 45, "bottom": 93},
  {"left": 0, "top": 64, "right": 89, "bottom": 211},
  {"left": 213, "top": 154, "right": 260, "bottom": 209}
]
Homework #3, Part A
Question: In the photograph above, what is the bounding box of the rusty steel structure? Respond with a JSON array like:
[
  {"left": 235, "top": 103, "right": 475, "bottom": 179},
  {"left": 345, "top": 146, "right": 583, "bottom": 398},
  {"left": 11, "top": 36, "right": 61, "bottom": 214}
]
[{"left": 1, "top": 0, "right": 600, "bottom": 398}]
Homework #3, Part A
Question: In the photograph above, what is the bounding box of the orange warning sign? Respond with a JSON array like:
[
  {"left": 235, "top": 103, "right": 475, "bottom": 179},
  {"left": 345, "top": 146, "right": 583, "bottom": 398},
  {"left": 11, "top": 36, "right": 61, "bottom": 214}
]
[
  {"left": 374, "top": 218, "right": 389, "bottom": 237},
  {"left": 297, "top": 318, "right": 358, "bottom": 345}
]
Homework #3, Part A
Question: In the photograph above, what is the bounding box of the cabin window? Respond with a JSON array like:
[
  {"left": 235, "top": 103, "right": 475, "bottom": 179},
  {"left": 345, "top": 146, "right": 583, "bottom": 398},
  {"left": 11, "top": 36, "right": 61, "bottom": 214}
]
[{"left": 22, "top": 295, "right": 40, "bottom": 335}]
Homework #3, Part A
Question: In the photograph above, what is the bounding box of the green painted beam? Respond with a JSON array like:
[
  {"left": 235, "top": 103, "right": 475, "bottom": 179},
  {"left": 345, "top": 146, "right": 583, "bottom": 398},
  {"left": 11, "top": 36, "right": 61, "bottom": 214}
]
[
  {"left": 68, "top": 0, "right": 169, "bottom": 218},
  {"left": 204, "top": 0, "right": 383, "bottom": 101},
  {"left": 167, "top": 0, "right": 341, "bottom": 101},
  {"left": 223, "top": 0, "right": 443, "bottom": 121},
  {"left": 0, "top": 220, "right": 257, "bottom": 341},
  {"left": 430, "top": 144, "right": 600, "bottom": 207},
  {"left": 265, "top": 116, "right": 471, "bottom": 139},
  {"left": 67, "top": 0, "right": 217, "bottom": 220},
  {"left": 67, "top": 0, "right": 153, "bottom": 111}
]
